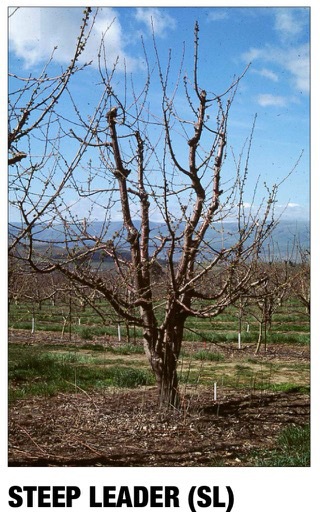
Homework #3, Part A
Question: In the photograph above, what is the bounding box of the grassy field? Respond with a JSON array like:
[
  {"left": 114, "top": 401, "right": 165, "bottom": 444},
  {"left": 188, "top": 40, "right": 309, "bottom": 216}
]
[
  {"left": 8, "top": 295, "right": 310, "bottom": 344},
  {"left": 8, "top": 296, "right": 310, "bottom": 401},
  {"left": 8, "top": 339, "right": 310, "bottom": 403},
  {"left": 8, "top": 296, "right": 310, "bottom": 467}
]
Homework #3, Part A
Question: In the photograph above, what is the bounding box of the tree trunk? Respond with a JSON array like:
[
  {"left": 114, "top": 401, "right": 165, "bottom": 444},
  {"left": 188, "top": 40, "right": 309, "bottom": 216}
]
[
  {"left": 255, "top": 321, "right": 263, "bottom": 354},
  {"left": 158, "top": 343, "right": 180, "bottom": 409},
  {"left": 144, "top": 321, "right": 184, "bottom": 409}
]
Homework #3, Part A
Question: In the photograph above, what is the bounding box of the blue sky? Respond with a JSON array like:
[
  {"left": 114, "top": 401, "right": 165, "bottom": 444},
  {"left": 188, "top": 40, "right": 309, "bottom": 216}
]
[{"left": 8, "top": 5, "right": 310, "bottom": 222}]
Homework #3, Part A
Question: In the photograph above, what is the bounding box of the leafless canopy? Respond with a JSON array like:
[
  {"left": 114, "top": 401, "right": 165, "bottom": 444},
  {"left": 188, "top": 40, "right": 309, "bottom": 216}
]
[{"left": 9, "top": 11, "right": 287, "bottom": 406}]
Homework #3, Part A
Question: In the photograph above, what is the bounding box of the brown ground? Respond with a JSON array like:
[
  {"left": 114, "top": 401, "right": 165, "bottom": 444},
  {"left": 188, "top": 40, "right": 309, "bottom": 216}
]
[{"left": 8, "top": 331, "right": 310, "bottom": 467}]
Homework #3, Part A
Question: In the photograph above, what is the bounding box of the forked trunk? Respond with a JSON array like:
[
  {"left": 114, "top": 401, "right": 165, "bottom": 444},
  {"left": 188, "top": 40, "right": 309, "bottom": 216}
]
[{"left": 144, "top": 322, "right": 184, "bottom": 408}]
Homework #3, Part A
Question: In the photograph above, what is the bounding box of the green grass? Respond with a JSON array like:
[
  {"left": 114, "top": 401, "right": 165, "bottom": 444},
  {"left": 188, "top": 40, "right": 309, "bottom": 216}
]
[
  {"left": 106, "top": 343, "right": 145, "bottom": 355},
  {"left": 252, "top": 424, "right": 310, "bottom": 466},
  {"left": 9, "top": 296, "right": 310, "bottom": 351},
  {"left": 179, "top": 370, "right": 202, "bottom": 385},
  {"left": 206, "top": 367, "right": 309, "bottom": 393},
  {"left": 110, "top": 367, "right": 154, "bottom": 387},
  {"left": 80, "top": 343, "right": 106, "bottom": 351},
  {"left": 272, "top": 313, "right": 308, "bottom": 323},
  {"left": 8, "top": 344, "right": 154, "bottom": 402},
  {"left": 79, "top": 342, "right": 144, "bottom": 355},
  {"left": 77, "top": 326, "right": 94, "bottom": 340},
  {"left": 253, "top": 382, "right": 310, "bottom": 393},
  {"left": 271, "top": 323, "right": 310, "bottom": 333},
  {"left": 267, "top": 333, "right": 310, "bottom": 345},
  {"left": 8, "top": 291, "right": 310, "bottom": 402},
  {"left": 8, "top": 335, "right": 309, "bottom": 401}
]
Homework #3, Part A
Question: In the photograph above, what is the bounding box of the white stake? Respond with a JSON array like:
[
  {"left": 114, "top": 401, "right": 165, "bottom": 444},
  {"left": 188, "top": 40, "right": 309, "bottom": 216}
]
[
  {"left": 247, "top": 323, "right": 250, "bottom": 332},
  {"left": 118, "top": 323, "right": 121, "bottom": 342},
  {"left": 31, "top": 317, "right": 35, "bottom": 334},
  {"left": 238, "top": 332, "right": 241, "bottom": 349},
  {"left": 214, "top": 382, "right": 217, "bottom": 401}
]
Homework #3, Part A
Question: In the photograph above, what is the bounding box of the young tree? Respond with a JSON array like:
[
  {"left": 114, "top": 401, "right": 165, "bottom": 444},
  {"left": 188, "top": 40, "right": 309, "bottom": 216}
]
[
  {"left": 9, "top": 15, "right": 285, "bottom": 407},
  {"left": 242, "top": 260, "right": 290, "bottom": 354},
  {"left": 289, "top": 248, "right": 310, "bottom": 317}
]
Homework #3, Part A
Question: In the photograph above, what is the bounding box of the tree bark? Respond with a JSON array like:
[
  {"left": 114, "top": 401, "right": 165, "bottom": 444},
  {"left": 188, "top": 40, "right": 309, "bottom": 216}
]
[{"left": 143, "top": 313, "right": 185, "bottom": 408}]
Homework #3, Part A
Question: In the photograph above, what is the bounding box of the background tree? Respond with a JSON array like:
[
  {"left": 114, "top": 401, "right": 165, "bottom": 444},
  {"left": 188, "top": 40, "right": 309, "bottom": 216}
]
[
  {"left": 242, "top": 260, "right": 290, "bottom": 354},
  {"left": 9, "top": 14, "right": 290, "bottom": 407},
  {"left": 289, "top": 248, "right": 310, "bottom": 317}
]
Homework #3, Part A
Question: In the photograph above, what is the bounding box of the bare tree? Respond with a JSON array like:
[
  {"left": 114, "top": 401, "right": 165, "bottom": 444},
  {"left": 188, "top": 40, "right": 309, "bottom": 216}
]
[
  {"left": 243, "top": 260, "right": 290, "bottom": 354},
  {"left": 9, "top": 16, "right": 289, "bottom": 407},
  {"left": 8, "top": 7, "right": 96, "bottom": 251},
  {"left": 288, "top": 249, "right": 310, "bottom": 317}
]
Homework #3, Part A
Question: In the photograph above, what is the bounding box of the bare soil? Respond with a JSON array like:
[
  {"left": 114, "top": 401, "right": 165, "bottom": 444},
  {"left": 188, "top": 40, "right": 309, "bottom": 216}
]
[{"left": 8, "top": 331, "right": 310, "bottom": 467}]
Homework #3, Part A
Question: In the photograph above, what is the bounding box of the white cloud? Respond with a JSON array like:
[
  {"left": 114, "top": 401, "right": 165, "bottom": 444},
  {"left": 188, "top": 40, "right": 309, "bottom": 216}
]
[
  {"left": 243, "top": 47, "right": 263, "bottom": 62},
  {"left": 275, "top": 202, "right": 309, "bottom": 221},
  {"left": 8, "top": 7, "right": 141, "bottom": 72},
  {"left": 274, "top": 8, "right": 308, "bottom": 42},
  {"left": 134, "top": 8, "right": 176, "bottom": 38},
  {"left": 243, "top": 44, "right": 309, "bottom": 94},
  {"left": 241, "top": 9, "right": 309, "bottom": 96},
  {"left": 9, "top": 7, "right": 48, "bottom": 67},
  {"left": 284, "top": 45, "right": 310, "bottom": 94},
  {"left": 253, "top": 68, "right": 279, "bottom": 82},
  {"left": 274, "top": 10, "right": 303, "bottom": 40},
  {"left": 207, "top": 10, "right": 229, "bottom": 22},
  {"left": 93, "top": 9, "right": 141, "bottom": 72},
  {"left": 257, "top": 94, "right": 287, "bottom": 107}
]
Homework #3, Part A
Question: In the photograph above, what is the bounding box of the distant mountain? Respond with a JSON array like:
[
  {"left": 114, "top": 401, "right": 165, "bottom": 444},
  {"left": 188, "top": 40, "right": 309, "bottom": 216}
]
[
  {"left": 8, "top": 220, "right": 165, "bottom": 244},
  {"left": 9, "top": 218, "right": 309, "bottom": 260}
]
